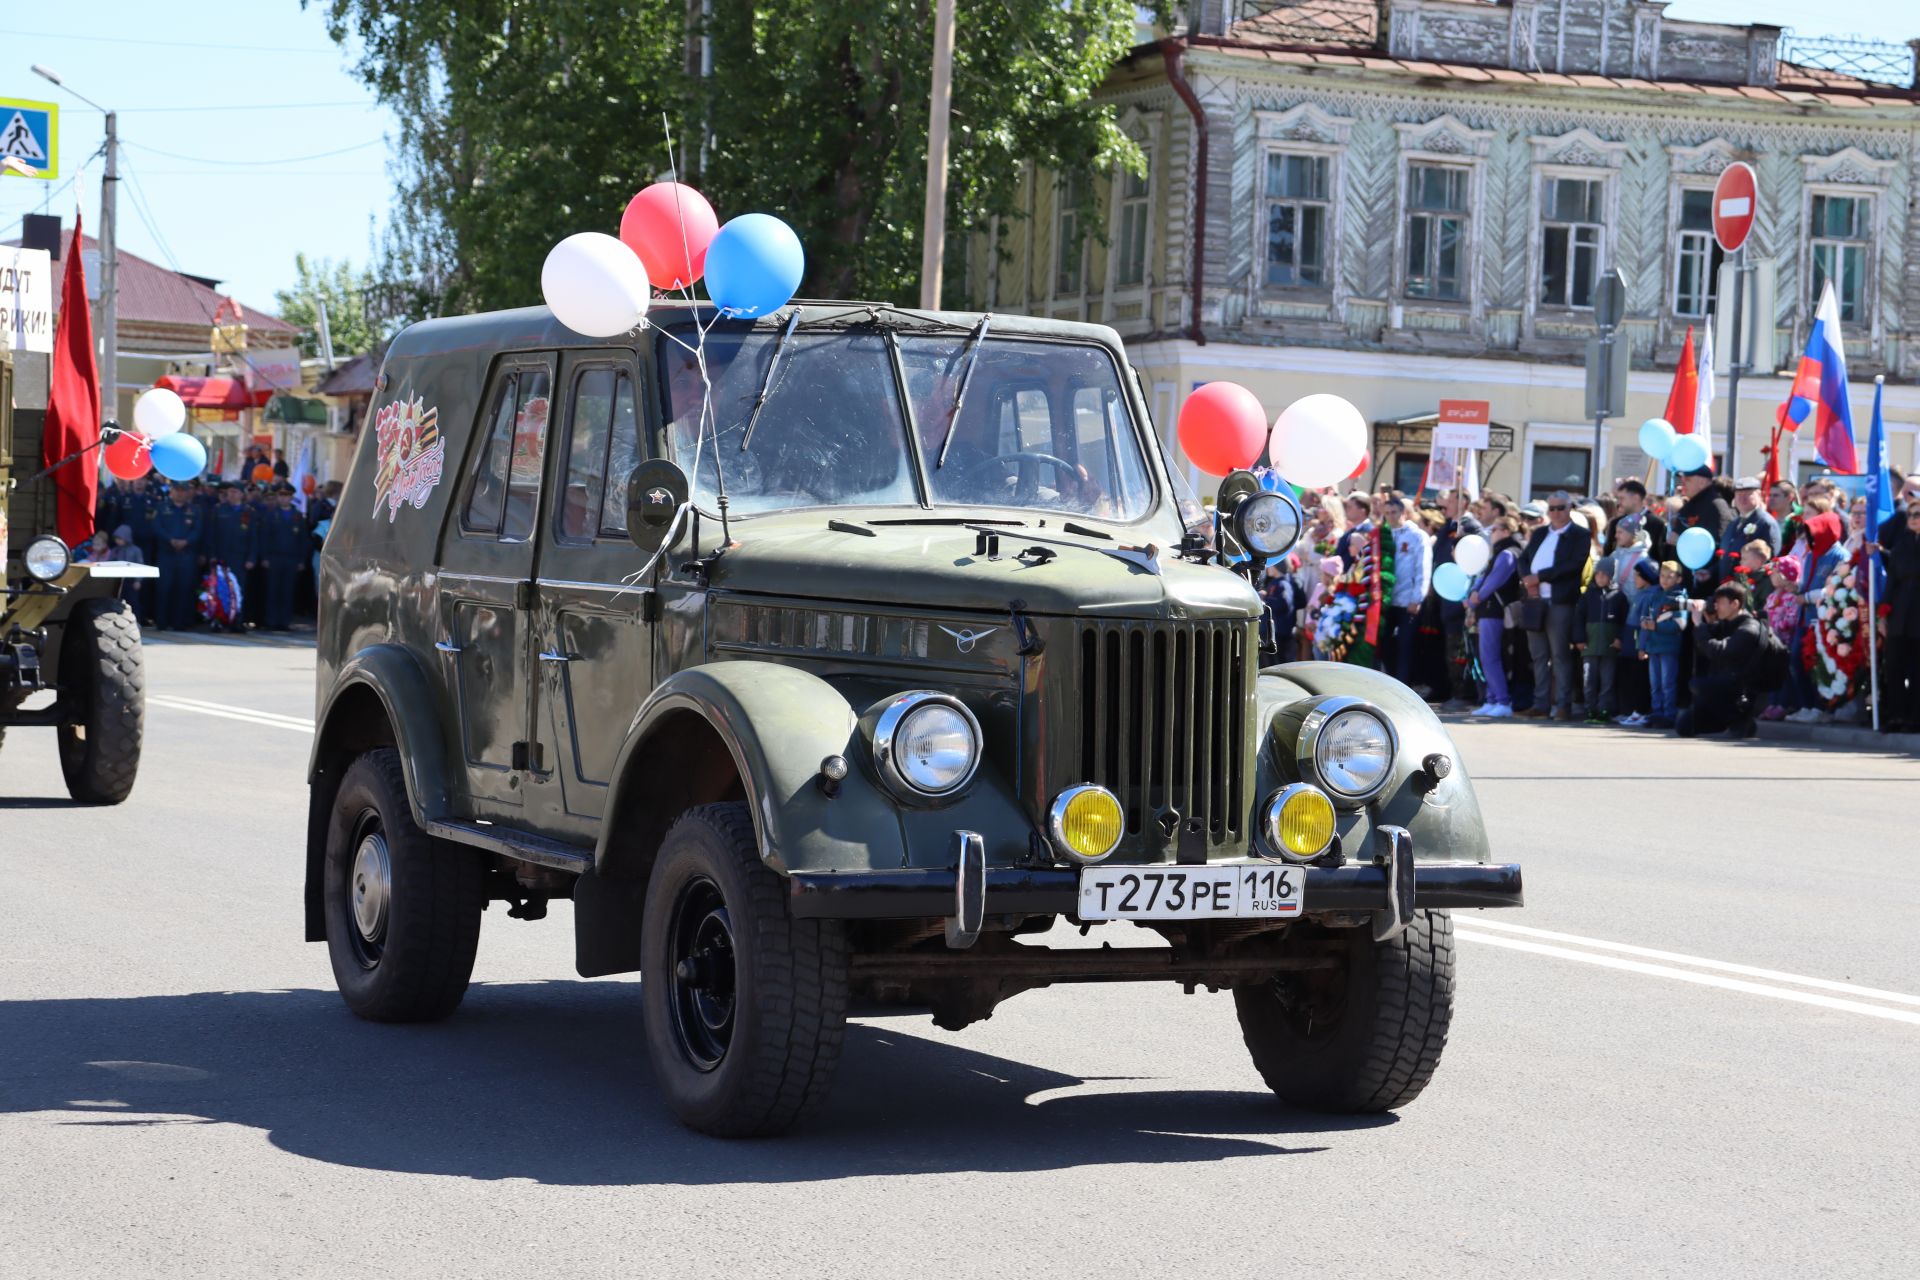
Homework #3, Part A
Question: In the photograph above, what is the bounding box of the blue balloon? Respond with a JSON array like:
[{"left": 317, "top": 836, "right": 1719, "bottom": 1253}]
[
  {"left": 1638, "top": 417, "right": 1676, "bottom": 463},
  {"left": 150, "top": 432, "right": 208, "bottom": 482},
  {"left": 1668, "top": 434, "right": 1710, "bottom": 474},
  {"left": 1432, "top": 561, "right": 1471, "bottom": 603},
  {"left": 705, "top": 213, "right": 805, "bottom": 317},
  {"left": 1676, "top": 525, "right": 1716, "bottom": 571}
]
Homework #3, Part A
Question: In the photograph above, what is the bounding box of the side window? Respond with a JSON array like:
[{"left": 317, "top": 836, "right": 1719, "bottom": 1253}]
[
  {"left": 602, "top": 372, "right": 640, "bottom": 535},
  {"left": 561, "top": 368, "right": 616, "bottom": 542},
  {"left": 463, "top": 374, "right": 518, "bottom": 534},
  {"left": 997, "top": 388, "right": 1051, "bottom": 454},
  {"left": 502, "top": 369, "right": 551, "bottom": 541}
]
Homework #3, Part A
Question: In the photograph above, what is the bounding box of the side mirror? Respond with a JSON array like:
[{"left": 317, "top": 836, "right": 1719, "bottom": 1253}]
[
  {"left": 1215, "top": 468, "right": 1302, "bottom": 567},
  {"left": 626, "top": 459, "right": 690, "bottom": 554}
]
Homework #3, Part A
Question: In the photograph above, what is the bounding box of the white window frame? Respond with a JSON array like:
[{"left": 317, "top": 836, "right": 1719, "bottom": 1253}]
[
  {"left": 1804, "top": 187, "right": 1873, "bottom": 326},
  {"left": 1520, "top": 423, "right": 1599, "bottom": 501},
  {"left": 1534, "top": 169, "right": 1611, "bottom": 312},
  {"left": 1669, "top": 183, "right": 1725, "bottom": 320},
  {"left": 1399, "top": 160, "right": 1475, "bottom": 305},
  {"left": 1257, "top": 145, "right": 1338, "bottom": 295},
  {"left": 1052, "top": 173, "right": 1087, "bottom": 301},
  {"left": 1102, "top": 112, "right": 1162, "bottom": 328}
]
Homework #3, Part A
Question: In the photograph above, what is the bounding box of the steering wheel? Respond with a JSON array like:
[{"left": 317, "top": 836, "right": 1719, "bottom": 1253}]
[{"left": 958, "top": 450, "right": 1083, "bottom": 506}]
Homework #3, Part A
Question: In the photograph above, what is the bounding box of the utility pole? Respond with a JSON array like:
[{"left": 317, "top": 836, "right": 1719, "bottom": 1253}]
[
  {"left": 1724, "top": 244, "right": 1748, "bottom": 471},
  {"left": 919, "top": 0, "right": 957, "bottom": 310},
  {"left": 32, "top": 65, "right": 117, "bottom": 430}
]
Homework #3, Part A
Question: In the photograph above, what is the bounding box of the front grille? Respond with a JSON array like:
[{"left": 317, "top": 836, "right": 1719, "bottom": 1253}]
[{"left": 1076, "top": 620, "right": 1253, "bottom": 851}]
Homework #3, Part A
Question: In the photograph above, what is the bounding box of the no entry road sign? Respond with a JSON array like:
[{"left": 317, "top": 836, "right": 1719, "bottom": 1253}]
[{"left": 1713, "top": 162, "right": 1757, "bottom": 254}]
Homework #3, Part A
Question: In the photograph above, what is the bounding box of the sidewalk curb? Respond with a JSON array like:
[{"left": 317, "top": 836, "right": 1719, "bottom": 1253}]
[{"left": 1754, "top": 719, "right": 1920, "bottom": 756}]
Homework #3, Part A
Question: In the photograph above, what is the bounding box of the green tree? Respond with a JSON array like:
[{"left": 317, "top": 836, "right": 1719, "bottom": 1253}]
[
  {"left": 274, "top": 253, "right": 380, "bottom": 358},
  {"left": 310, "top": 0, "right": 1144, "bottom": 314}
]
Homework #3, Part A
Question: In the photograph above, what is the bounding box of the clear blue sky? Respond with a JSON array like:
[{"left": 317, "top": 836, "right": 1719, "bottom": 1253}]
[{"left": 2, "top": 1, "right": 1914, "bottom": 316}]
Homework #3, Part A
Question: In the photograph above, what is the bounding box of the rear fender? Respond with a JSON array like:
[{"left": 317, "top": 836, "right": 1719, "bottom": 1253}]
[{"left": 1255, "top": 662, "right": 1490, "bottom": 862}]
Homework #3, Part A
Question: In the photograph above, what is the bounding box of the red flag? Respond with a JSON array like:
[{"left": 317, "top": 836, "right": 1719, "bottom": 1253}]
[
  {"left": 45, "top": 214, "right": 101, "bottom": 548},
  {"left": 1663, "top": 326, "right": 1699, "bottom": 435},
  {"left": 1761, "top": 402, "right": 1790, "bottom": 492}
]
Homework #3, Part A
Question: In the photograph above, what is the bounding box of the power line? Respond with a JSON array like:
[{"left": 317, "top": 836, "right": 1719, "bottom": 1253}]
[
  {"left": 0, "top": 27, "right": 342, "bottom": 54},
  {"left": 125, "top": 138, "right": 384, "bottom": 166}
]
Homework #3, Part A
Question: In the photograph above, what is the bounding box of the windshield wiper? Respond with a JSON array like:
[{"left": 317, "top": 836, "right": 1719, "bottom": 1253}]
[
  {"left": 934, "top": 314, "right": 991, "bottom": 468},
  {"left": 739, "top": 310, "right": 801, "bottom": 452}
]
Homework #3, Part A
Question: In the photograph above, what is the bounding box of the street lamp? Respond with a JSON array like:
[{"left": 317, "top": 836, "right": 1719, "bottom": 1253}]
[{"left": 32, "top": 63, "right": 118, "bottom": 432}]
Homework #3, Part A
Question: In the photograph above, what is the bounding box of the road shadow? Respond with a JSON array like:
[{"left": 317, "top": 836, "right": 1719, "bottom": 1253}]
[
  {"left": 0, "top": 982, "right": 1383, "bottom": 1186},
  {"left": 0, "top": 796, "right": 87, "bottom": 810}
]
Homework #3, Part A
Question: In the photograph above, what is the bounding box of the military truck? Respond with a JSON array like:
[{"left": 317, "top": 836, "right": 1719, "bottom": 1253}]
[
  {"left": 309, "top": 303, "right": 1522, "bottom": 1136},
  {"left": 1, "top": 348, "right": 152, "bottom": 803}
]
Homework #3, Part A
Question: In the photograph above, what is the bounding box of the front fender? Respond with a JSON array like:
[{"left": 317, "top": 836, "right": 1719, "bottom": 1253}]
[
  {"left": 596, "top": 661, "right": 907, "bottom": 876},
  {"left": 308, "top": 643, "right": 453, "bottom": 827},
  {"left": 1255, "top": 662, "right": 1491, "bottom": 862}
]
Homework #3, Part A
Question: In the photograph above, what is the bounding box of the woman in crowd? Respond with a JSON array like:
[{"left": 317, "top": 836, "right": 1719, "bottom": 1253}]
[
  {"left": 1467, "top": 516, "right": 1524, "bottom": 717},
  {"left": 1882, "top": 504, "right": 1920, "bottom": 732}
]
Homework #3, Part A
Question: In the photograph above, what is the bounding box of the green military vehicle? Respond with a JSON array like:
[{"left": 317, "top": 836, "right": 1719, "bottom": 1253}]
[
  {"left": 1, "top": 349, "right": 152, "bottom": 803},
  {"left": 308, "top": 303, "right": 1522, "bottom": 1136}
]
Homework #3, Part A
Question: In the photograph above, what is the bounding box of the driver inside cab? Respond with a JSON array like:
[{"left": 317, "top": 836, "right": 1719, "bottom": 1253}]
[{"left": 912, "top": 356, "right": 1104, "bottom": 514}]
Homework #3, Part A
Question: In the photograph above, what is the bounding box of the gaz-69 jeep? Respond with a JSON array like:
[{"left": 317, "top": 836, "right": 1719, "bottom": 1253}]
[
  {"left": 309, "top": 303, "right": 1522, "bottom": 1136},
  {"left": 2, "top": 349, "right": 153, "bottom": 804}
]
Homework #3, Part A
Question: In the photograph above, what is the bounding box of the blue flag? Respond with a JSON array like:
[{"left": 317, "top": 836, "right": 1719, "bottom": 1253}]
[{"left": 1866, "top": 377, "right": 1895, "bottom": 543}]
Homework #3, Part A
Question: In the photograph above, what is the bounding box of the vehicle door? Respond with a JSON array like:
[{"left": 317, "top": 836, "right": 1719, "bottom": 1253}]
[
  {"left": 528, "top": 348, "right": 655, "bottom": 834},
  {"left": 433, "top": 354, "right": 554, "bottom": 814}
]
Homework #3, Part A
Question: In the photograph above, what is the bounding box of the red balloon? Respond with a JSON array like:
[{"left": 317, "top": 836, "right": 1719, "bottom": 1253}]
[
  {"left": 619, "top": 182, "right": 720, "bottom": 291},
  {"left": 1177, "top": 382, "right": 1268, "bottom": 477},
  {"left": 104, "top": 430, "right": 152, "bottom": 481},
  {"left": 252, "top": 464, "right": 275, "bottom": 483},
  {"left": 1347, "top": 449, "right": 1371, "bottom": 482}
]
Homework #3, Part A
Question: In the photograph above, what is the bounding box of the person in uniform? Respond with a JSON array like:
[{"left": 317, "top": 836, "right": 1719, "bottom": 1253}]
[
  {"left": 206, "top": 484, "right": 257, "bottom": 628},
  {"left": 258, "top": 484, "right": 307, "bottom": 630},
  {"left": 243, "top": 483, "right": 274, "bottom": 629},
  {"left": 151, "top": 484, "right": 205, "bottom": 630}
]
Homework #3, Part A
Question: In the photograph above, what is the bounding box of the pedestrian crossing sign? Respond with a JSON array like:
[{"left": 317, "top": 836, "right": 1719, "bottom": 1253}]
[{"left": 0, "top": 98, "right": 57, "bottom": 180}]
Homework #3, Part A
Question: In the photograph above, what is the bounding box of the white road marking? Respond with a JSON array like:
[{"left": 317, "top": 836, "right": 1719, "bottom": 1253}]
[
  {"left": 1455, "top": 928, "right": 1920, "bottom": 1026},
  {"left": 147, "top": 694, "right": 315, "bottom": 733},
  {"left": 1461, "top": 917, "right": 1920, "bottom": 1008}
]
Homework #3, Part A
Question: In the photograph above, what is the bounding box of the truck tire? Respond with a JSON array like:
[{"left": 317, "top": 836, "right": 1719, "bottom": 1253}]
[
  {"left": 1234, "top": 910, "right": 1454, "bottom": 1113},
  {"left": 57, "top": 598, "right": 145, "bottom": 805},
  {"left": 323, "top": 748, "right": 486, "bottom": 1022},
  {"left": 640, "top": 802, "right": 849, "bottom": 1137}
]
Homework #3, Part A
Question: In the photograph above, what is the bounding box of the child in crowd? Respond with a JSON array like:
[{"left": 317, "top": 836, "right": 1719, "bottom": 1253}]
[
  {"left": 1576, "top": 561, "right": 1629, "bottom": 724},
  {"left": 1606, "top": 515, "right": 1654, "bottom": 724},
  {"left": 1736, "top": 538, "right": 1774, "bottom": 618},
  {"left": 1617, "top": 559, "right": 1664, "bottom": 726},
  {"left": 1638, "top": 560, "right": 1690, "bottom": 729},
  {"left": 1758, "top": 556, "right": 1805, "bottom": 721}
]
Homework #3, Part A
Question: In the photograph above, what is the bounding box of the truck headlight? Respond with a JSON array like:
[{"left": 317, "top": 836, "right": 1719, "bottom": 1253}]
[
  {"left": 1049, "top": 784, "right": 1124, "bottom": 864},
  {"left": 1234, "top": 489, "right": 1302, "bottom": 559},
  {"left": 23, "top": 536, "right": 71, "bottom": 582},
  {"left": 1264, "top": 784, "right": 1336, "bottom": 860},
  {"left": 873, "top": 691, "right": 981, "bottom": 800},
  {"left": 1295, "top": 696, "right": 1397, "bottom": 807}
]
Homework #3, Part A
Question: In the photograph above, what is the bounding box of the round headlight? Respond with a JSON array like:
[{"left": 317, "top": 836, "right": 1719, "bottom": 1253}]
[
  {"left": 1049, "top": 784, "right": 1124, "bottom": 863},
  {"left": 873, "top": 692, "right": 981, "bottom": 799},
  {"left": 23, "top": 536, "right": 71, "bottom": 583},
  {"left": 1296, "top": 697, "right": 1398, "bottom": 806},
  {"left": 1234, "top": 489, "right": 1303, "bottom": 559},
  {"left": 1264, "top": 783, "right": 1336, "bottom": 861}
]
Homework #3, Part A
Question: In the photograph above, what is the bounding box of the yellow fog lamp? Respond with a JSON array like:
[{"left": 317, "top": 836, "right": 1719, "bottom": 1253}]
[
  {"left": 1049, "top": 784, "right": 1124, "bottom": 864},
  {"left": 1264, "top": 784, "right": 1336, "bottom": 862}
]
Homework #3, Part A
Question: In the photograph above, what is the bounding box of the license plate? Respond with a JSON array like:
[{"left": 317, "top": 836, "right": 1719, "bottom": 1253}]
[{"left": 1077, "top": 863, "right": 1304, "bottom": 921}]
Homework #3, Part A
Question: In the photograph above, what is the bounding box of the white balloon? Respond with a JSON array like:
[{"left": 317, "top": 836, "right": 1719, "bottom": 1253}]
[
  {"left": 541, "top": 232, "right": 651, "bottom": 338},
  {"left": 133, "top": 387, "right": 188, "bottom": 438},
  {"left": 1268, "top": 393, "right": 1367, "bottom": 489},
  {"left": 1454, "top": 532, "right": 1492, "bottom": 576}
]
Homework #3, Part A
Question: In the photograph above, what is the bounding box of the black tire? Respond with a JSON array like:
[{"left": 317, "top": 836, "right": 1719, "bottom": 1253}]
[
  {"left": 1234, "top": 910, "right": 1454, "bottom": 1113},
  {"left": 323, "top": 748, "right": 486, "bottom": 1022},
  {"left": 57, "top": 598, "right": 145, "bottom": 804},
  {"left": 640, "top": 802, "right": 849, "bottom": 1137}
]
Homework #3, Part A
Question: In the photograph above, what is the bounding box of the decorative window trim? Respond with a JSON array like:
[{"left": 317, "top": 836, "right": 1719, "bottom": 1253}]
[
  {"left": 1393, "top": 144, "right": 1485, "bottom": 308},
  {"left": 1529, "top": 164, "right": 1617, "bottom": 315},
  {"left": 1393, "top": 114, "right": 1494, "bottom": 160},
  {"left": 1666, "top": 179, "right": 1725, "bottom": 320},
  {"left": 1527, "top": 127, "right": 1629, "bottom": 171},
  {"left": 1254, "top": 102, "right": 1354, "bottom": 148},
  {"left": 1664, "top": 138, "right": 1742, "bottom": 178},
  {"left": 1104, "top": 109, "right": 1164, "bottom": 311},
  {"left": 1050, "top": 172, "right": 1089, "bottom": 307},
  {"left": 1799, "top": 146, "right": 1896, "bottom": 188},
  {"left": 1255, "top": 140, "right": 1341, "bottom": 297},
  {"left": 1798, "top": 184, "right": 1879, "bottom": 337}
]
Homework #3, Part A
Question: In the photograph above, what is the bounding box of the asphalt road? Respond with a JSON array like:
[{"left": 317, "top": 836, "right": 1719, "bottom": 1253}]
[{"left": 4, "top": 634, "right": 1917, "bottom": 1278}]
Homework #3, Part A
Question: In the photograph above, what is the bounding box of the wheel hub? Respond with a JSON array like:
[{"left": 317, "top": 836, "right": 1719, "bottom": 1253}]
[
  {"left": 351, "top": 832, "right": 391, "bottom": 950},
  {"left": 668, "top": 878, "right": 737, "bottom": 1072}
]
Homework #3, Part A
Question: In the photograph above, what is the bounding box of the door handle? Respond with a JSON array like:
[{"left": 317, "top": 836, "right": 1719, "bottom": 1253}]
[
  {"left": 538, "top": 649, "right": 573, "bottom": 664},
  {"left": 434, "top": 639, "right": 462, "bottom": 654}
]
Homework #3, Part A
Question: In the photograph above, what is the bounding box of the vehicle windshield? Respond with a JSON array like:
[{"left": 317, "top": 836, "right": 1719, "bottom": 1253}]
[{"left": 658, "top": 322, "right": 1156, "bottom": 523}]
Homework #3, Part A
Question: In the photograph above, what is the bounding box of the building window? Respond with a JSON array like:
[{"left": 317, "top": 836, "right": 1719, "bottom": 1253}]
[
  {"left": 1540, "top": 177, "right": 1603, "bottom": 308},
  {"left": 1405, "top": 164, "right": 1468, "bottom": 301},
  {"left": 1055, "top": 176, "right": 1083, "bottom": 296},
  {"left": 1810, "top": 193, "right": 1869, "bottom": 323},
  {"left": 1529, "top": 443, "right": 1592, "bottom": 501},
  {"left": 1264, "top": 153, "right": 1329, "bottom": 289},
  {"left": 1115, "top": 162, "right": 1150, "bottom": 288},
  {"left": 1674, "top": 189, "right": 1724, "bottom": 318}
]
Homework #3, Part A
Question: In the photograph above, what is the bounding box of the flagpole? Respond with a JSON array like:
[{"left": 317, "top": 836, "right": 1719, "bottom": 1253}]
[
  {"left": 1867, "top": 374, "right": 1887, "bottom": 733},
  {"left": 1868, "top": 549, "right": 1880, "bottom": 733}
]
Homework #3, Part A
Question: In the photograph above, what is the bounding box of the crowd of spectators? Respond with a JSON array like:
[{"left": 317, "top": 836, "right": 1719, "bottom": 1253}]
[{"left": 1258, "top": 463, "right": 1920, "bottom": 738}]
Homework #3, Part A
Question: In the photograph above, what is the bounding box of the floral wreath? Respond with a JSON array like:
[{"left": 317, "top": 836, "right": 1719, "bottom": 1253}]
[
  {"left": 1803, "top": 546, "right": 1880, "bottom": 704},
  {"left": 1315, "top": 525, "right": 1395, "bottom": 666}
]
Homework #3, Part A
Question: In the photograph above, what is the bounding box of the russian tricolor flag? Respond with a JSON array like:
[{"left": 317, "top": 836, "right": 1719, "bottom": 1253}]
[{"left": 1785, "top": 281, "right": 1858, "bottom": 473}]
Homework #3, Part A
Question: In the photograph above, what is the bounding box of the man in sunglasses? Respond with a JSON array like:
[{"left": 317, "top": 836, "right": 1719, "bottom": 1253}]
[{"left": 1518, "top": 490, "right": 1591, "bottom": 720}]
